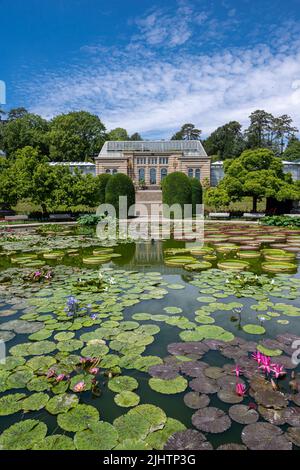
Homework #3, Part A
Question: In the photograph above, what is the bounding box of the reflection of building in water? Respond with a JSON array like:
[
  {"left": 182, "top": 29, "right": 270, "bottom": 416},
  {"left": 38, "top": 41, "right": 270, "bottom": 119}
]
[{"left": 132, "top": 241, "right": 165, "bottom": 265}]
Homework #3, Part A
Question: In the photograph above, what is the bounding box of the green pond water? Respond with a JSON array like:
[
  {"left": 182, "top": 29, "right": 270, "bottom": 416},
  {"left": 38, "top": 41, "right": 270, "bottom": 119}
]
[{"left": 0, "top": 224, "right": 300, "bottom": 450}]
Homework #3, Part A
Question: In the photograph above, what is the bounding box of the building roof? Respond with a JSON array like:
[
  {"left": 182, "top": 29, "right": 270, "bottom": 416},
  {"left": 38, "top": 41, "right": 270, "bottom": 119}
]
[
  {"left": 49, "top": 162, "right": 95, "bottom": 166},
  {"left": 98, "top": 140, "right": 208, "bottom": 158}
]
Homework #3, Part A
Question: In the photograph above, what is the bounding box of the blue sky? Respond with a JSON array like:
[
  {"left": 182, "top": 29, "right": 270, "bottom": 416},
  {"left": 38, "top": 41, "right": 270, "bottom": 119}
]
[{"left": 1, "top": 0, "right": 300, "bottom": 138}]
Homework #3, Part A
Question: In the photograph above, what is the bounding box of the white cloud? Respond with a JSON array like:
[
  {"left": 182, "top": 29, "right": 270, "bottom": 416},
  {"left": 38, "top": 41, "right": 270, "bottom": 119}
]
[{"left": 16, "top": 2, "right": 300, "bottom": 140}]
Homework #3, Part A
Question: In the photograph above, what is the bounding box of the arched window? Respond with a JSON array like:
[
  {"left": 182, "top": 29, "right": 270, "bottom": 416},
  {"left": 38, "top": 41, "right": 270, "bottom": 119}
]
[
  {"left": 195, "top": 168, "right": 201, "bottom": 180},
  {"left": 188, "top": 168, "right": 193, "bottom": 178},
  {"left": 150, "top": 168, "right": 156, "bottom": 184},
  {"left": 161, "top": 167, "right": 168, "bottom": 181},
  {"left": 138, "top": 168, "right": 145, "bottom": 182},
  {"left": 105, "top": 169, "right": 111, "bottom": 174}
]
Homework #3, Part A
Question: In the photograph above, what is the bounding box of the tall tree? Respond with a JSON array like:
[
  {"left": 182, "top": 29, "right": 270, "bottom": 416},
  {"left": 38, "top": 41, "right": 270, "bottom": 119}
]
[
  {"left": 108, "top": 127, "right": 129, "bottom": 141},
  {"left": 47, "top": 111, "right": 106, "bottom": 161},
  {"left": 171, "top": 123, "right": 202, "bottom": 141},
  {"left": 245, "top": 110, "right": 274, "bottom": 149},
  {"left": 130, "top": 132, "right": 143, "bottom": 141},
  {"left": 282, "top": 137, "right": 300, "bottom": 162},
  {"left": 203, "top": 121, "right": 245, "bottom": 159},
  {"left": 0, "top": 113, "right": 49, "bottom": 157},
  {"left": 7, "top": 107, "right": 28, "bottom": 120},
  {"left": 272, "top": 115, "right": 298, "bottom": 154}
]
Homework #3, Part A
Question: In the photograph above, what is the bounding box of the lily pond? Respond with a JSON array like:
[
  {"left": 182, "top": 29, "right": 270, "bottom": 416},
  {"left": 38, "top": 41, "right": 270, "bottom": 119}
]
[{"left": 1, "top": 223, "right": 300, "bottom": 450}]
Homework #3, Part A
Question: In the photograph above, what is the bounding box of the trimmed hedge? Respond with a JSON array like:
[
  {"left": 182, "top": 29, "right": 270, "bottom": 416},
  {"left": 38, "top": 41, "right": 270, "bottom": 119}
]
[
  {"left": 190, "top": 177, "right": 202, "bottom": 214},
  {"left": 161, "top": 172, "right": 192, "bottom": 209},
  {"left": 105, "top": 173, "right": 135, "bottom": 216},
  {"left": 95, "top": 173, "right": 111, "bottom": 204}
]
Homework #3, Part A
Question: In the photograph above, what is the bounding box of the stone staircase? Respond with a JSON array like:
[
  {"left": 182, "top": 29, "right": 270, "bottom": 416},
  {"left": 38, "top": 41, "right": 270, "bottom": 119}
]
[{"left": 135, "top": 190, "right": 162, "bottom": 218}]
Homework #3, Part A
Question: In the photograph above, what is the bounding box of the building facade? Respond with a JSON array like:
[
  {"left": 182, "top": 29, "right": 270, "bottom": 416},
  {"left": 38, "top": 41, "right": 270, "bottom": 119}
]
[{"left": 95, "top": 140, "right": 211, "bottom": 186}]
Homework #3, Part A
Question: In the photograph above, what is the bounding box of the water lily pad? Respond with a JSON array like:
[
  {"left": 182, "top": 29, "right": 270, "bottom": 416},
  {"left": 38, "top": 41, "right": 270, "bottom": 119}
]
[
  {"left": 108, "top": 375, "right": 138, "bottom": 393},
  {"left": 146, "top": 418, "right": 186, "bottom": 450},
  {"left": 149, "top": 376, "right": 188, "bottom": 394},
  {"left": 0, "top": 393, "right": 26, "bottom": 415},
  {"left": 114, "top": 439, "right": 152, "bottom": 450},
  {"left": 184, "top": 392, "right": 210, "bottom": 409},
  {"left": 57, "top": 404, "right": 100, "bottom": 432},
  {"left": 217, "top": 443, "right": 247, "bottom": 450},
  {"left": 32, "top": 435, "right": 75, "bottom": 450},
  {"left": 242, "top": 324, "right": 265, "bottom": 335},
  {"left": 192, "top": 407, "right": 231, "bottom": 433},
  {"left": 133, "top": 356, "right": 163, "bottom": 372},
  {"left": 22, "top": 392, "right": 49, "bottom": 411},
  {"left": 286, "top": 427, "right": 300, "bottom": 447},
  {"left": 81, "top": 343, "right": 109, "bottom": 357},
  {"left": 114, "top": 391, "right": 140, "bottom": 407},
  {"left": 241, "top": 422, "right": 292, "bottom": 450},
  {"left": 164, "top": 307, "right": 182, "bottom": 314},
  {"left": 6, "top": 368, "right": 34, "bottom": 388},
  {"left": 46, "top": 393, "right": 79, "bottom": 414},
  {"left": 217, "top": 389, "right": 244, "bottom": 404},
  {"left": 0, "top": 419, "right": 47, "bottom": 450},
  {"left": 74, "top": 422, "right": 118, "bottom": 450},
  {"left": 229, "top": 405, "right": 259, "bottom": 424},
  {"left": 148, "top": 363, "right": 179, "bottom": 379},
  {"left": 164, "top": 429, "right": 213, "bottom": 450}
]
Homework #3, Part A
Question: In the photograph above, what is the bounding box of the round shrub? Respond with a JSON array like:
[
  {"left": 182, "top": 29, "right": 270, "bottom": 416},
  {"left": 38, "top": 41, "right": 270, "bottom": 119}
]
[
  {"left": 95, "top": 173, "right": 111, "bottom": 204},
  {"left": 190, "top": 177, "right": 202, "bottom": 214},
  {"left": 105, "top": 173, "right": 135, "bottom": 216},
  {"left": 161, "top": 172, "right": 192, "bottom": 209}
]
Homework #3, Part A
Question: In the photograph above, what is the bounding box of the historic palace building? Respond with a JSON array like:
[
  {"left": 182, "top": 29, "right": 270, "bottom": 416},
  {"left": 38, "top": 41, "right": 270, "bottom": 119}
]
[{"left": 95, "top": 140, "right": 211, "bottom": 187}]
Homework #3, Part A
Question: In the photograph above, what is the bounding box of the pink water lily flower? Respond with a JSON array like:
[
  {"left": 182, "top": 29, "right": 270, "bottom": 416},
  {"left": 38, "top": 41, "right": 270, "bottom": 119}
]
[
  {"left": 259, "top": 355, "right": 272, "bottom": 374},
  {"left": 34, "top": 271, "right": 42, "bottom": 278},
  {"left": 271, "top": 363, "right": 286, "bottom": 379},
  {"left": 89, "top": 367, "right": 99, "bottom": 375},
  {"left": 74, "top": 381, "right": 85, "bottom": 392},
  {"left": 56, "top": 373, "right": 66, "bottom": 382},
  {"left": 233, "top": 365, "right": 243, "bottom": 377},
  {"left": 252, "top": 351, "right": 263, "bottom": 364},
  {"left": 236, "top": 383, "right": 246, "bottom": 397}
]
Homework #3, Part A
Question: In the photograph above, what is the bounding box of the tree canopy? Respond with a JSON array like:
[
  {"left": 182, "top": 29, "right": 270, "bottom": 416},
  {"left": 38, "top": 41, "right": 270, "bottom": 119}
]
[
  {"left": 171, "top": 123, "right": 202, "bottom": 141},
  {"left": 282, "top": 137, "right": 300, "bottom": 162},
  {"left": 203, "top": 121, "right": 245, "bottom": 160},
  {"left": 217, "top": 148, "right": 299, "bottom": 212}
]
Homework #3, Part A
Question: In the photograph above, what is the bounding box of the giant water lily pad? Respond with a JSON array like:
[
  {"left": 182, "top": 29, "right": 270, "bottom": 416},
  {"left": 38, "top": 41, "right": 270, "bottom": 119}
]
[
  {"left": 164, "top": 429, "right": 213, "bottom": 450},
  {"left": 108, "top": 376, "right": 138, "bottom": 393},
  {"left": 228, "top": 405, "right": 259, "bottom": 424},
  {"left": 46, "top": 393, "right": 79, "bottom": 415},
  {"left": 149, "top": 376, "right": 188, "bottom": 394},
  {"left": 114, "top": 391, "right": 140, "bottom": 408},
  {"left": 192, "top": 407, "right": 231, "bottom": 433},
  {"left": 241, "top": 422, "right": 292, "bottom": 450},
  {"left": 0, "top": 419, "right": 47, "bottom": 450},
  {"left": 0, "top": 393, "right": 26, "bottom": 415},
  {"left": 32, "top": 435, "right": 75, "bottom": 450},
  {"left": 57, "top": 404, "right": 100, "bottom": 432},
  {"left": 74, "top": 422, "right": 118, "bottom": 450}
]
